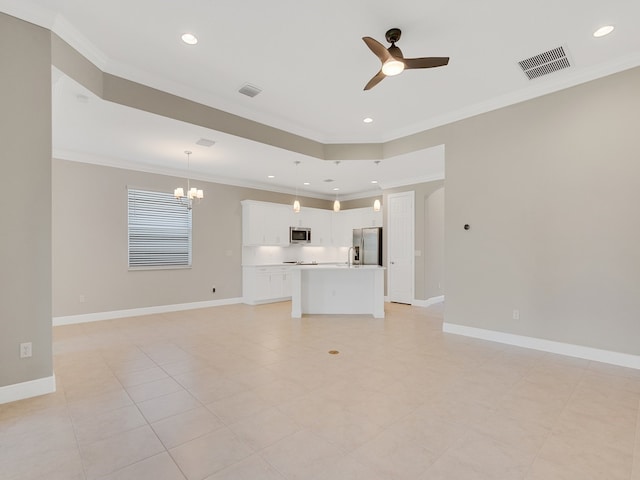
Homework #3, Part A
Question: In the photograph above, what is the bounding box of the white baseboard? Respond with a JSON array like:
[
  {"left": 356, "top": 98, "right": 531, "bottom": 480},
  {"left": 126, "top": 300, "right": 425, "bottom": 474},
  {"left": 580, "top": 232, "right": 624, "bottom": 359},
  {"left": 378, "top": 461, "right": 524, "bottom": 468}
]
[
  {"left": 442, "top": 322, "right": 640, "bottom": 370},
  {"left": 53, "top": 298, "right": 243, "bottom": 326},
  {"left": 413, "top": 295, "right": 445, "bottom": 308},
  {"left": 0, "top": 375, "right": 56, "bottom": 405},
  {"left": 242, "top": 296, "right": 292, "bottom": 306}
]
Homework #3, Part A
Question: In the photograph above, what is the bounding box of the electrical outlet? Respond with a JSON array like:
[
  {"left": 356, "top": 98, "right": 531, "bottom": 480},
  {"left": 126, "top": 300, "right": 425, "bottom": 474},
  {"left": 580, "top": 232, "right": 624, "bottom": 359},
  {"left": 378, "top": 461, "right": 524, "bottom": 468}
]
[
  {"left": 79, "top": 294, "right": 86, "bottom": 303},
  {"left": 512, "top": 309, "right": 520, "bottom": 320},
  {"left": 20, "top": 342, "right": 32, "bottom": 358}
]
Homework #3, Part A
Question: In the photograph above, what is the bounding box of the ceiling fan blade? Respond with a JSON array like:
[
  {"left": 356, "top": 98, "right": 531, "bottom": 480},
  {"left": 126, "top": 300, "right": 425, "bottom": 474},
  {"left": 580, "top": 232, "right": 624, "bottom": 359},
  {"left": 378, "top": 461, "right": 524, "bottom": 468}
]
[
  {"left": 364, "top": 70, "right": 386, "bottom": 90},
  {"left": 362, "top": 37, "right": 391, "bottom": 63},
  {"left": 404, "top": 57, "right": 450, "bottom": 69}
]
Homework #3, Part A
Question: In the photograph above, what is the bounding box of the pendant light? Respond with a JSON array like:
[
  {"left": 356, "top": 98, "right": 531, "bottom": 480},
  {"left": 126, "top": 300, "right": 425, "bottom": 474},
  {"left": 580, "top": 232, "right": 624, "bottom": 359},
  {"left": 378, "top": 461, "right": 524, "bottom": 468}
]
[
  {"left": 372, "top": 161, "right": 381, "bottom": 211},
  {"left": 293, "top": 160, "right": 301, "bottom": 213},
  {"left": 333, "top": 161, "right": 341, "bottom": 212},
  {"left": 174, "top": 150, "right": 203, "bottom": 209}
]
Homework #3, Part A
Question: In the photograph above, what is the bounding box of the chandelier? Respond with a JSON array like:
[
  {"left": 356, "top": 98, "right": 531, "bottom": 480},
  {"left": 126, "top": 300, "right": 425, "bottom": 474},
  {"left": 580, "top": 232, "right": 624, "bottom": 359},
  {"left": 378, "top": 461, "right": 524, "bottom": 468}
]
[{"left": 174, "top": 150, "right": 203, "bottom": 209}]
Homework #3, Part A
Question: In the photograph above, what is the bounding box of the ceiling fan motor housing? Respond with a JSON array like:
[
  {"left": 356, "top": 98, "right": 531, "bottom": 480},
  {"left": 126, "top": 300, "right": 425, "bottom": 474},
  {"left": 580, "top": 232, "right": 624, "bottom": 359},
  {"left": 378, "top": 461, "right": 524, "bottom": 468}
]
[{"left": 385, "top": 28, "right": 402, "bottom": 44}]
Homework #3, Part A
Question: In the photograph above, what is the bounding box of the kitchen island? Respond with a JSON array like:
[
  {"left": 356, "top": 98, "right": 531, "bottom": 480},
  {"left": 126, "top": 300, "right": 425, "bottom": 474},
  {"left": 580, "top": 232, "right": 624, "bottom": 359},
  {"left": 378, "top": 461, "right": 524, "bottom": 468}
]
[{"left": 291, "top": 264, "right": 385, "bottom": 319}]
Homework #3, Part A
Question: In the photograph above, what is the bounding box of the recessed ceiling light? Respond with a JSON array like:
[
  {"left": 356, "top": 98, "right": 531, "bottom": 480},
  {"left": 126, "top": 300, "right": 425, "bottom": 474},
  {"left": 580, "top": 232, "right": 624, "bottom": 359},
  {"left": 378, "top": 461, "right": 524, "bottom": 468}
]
[
  {"left": 333, "top": 187, "right": 339, "bottom": 191},
  {"left": 303, "top": 182, "right": 310, "bottom": 185},
  {"left": 371, "top": 180, "right": 378, "bottom": 184},
  {"left": 593, "top": 25, "right": 614, "bottom": 37},
  {"left": 363, "top": 117, "right": 373, "bottom": 123},
  {"left": 181, "top": 33, "right": 198, "bottom": 45},
  {"left": 267, "top": 175, "right": 275, "bottom": 179}
]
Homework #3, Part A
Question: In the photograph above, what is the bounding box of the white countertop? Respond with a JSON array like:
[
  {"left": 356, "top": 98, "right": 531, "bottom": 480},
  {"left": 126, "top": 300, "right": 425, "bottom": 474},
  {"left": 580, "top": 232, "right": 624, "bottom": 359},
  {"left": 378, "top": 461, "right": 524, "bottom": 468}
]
[
  {"left": 242, "top": 263, "right": 385, "bottom": 269},
  {"left": 242, "top": 262, "right": 343, "bottom": 267},
  {"left": 291, "top": 264, "right": 385, "bottom": 270}
]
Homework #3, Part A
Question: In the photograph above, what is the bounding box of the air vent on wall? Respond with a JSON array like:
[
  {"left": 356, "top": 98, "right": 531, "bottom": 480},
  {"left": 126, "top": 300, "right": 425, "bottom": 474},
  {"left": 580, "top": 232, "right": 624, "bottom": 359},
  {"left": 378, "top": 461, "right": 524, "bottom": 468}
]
[
  {"left": 518, "top": 46, "right": 571, "bottom": 80},
  {"left": 238, "top": 83, "right": 262, "bottom": 98}
]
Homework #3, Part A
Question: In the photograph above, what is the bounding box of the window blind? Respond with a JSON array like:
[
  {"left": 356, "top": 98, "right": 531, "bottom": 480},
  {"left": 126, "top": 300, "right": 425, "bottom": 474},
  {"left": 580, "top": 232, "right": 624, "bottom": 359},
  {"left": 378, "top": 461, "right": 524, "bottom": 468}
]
[{"left": 127, "top": 188, "right": 192, "bottom": 268}]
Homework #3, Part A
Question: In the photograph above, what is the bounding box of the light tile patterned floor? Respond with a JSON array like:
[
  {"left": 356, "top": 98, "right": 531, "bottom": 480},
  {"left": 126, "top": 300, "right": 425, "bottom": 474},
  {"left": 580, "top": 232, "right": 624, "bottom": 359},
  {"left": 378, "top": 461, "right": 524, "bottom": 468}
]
[{"left": 1, "top": 301, "right": 640, "bottom": 479}]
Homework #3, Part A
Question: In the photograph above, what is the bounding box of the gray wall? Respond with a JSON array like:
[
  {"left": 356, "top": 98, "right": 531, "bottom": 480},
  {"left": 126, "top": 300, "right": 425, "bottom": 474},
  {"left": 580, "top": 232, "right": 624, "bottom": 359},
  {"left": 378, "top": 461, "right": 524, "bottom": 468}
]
[
  {"left": 442, "top": 67, "right": 640, "bottom": 355},
  {"left": 52, "top": 159, "right": 330, "bottom": 316},
  {"left": 0, "top": 13, "right": 52, "bottom": 388},
  {"left": 425, "top": 187, "right": 445, "bottom": 300},
  {"left": 342, "top": 196, "right": 383, "bottom": 210}
]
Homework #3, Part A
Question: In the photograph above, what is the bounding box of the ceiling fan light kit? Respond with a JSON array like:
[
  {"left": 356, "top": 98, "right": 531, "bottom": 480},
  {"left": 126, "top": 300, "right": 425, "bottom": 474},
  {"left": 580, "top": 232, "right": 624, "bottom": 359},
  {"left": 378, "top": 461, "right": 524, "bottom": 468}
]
[
  {"left": 382, "top": 59, "right": 405, "bottom": 76},
  {"left": 362, "top": 28, "right": 449, "bottom": 90}
]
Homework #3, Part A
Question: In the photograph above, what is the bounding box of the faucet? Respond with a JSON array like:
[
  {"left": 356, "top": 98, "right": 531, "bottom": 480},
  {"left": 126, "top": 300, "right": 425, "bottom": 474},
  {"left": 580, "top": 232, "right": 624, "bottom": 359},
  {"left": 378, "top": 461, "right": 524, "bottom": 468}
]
[{"left": 347, "top": 246, "right": 354, "bottom": 267}]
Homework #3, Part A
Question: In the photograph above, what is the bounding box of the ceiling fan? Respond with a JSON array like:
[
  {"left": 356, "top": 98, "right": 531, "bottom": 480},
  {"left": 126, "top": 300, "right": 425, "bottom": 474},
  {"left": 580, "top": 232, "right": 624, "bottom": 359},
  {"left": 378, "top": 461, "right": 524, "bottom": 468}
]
[{"left": 362, "top": 28, "right": 449, "bottom": 90}]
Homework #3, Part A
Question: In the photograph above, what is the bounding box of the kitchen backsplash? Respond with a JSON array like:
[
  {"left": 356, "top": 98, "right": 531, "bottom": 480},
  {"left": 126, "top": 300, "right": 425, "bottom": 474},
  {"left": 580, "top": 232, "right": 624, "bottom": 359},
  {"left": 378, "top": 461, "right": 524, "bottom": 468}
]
[{"left": 242, "top": 245, "right": 349, "bottom": 265}]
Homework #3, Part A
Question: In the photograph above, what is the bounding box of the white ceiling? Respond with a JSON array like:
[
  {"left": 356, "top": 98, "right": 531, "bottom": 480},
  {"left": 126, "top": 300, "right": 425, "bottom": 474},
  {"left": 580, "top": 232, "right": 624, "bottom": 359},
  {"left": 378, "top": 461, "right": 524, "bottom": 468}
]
[{"left": 3, "top": 0, "right": 640, "bottom": 198}]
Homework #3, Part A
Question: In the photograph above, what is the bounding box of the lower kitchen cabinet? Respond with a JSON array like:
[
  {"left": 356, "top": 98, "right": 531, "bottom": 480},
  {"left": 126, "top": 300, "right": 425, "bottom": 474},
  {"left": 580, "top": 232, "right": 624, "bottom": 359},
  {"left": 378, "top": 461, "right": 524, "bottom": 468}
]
[{"left": 243, "top": 266, "right": 292, "bottom": 305}]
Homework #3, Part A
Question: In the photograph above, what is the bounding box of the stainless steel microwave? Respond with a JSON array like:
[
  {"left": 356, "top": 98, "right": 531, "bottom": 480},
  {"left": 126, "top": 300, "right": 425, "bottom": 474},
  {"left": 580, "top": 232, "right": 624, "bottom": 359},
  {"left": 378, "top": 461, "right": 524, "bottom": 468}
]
[{"left": 290, "top": 227, "right": 311, "bottom": 244}]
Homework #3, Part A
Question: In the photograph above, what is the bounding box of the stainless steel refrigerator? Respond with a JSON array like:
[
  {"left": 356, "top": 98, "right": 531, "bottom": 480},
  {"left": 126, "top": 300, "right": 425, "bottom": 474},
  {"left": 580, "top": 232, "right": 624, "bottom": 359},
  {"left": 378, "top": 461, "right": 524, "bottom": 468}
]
[{"left": 353, "top": 227, "right": 383, "bottom": 266}]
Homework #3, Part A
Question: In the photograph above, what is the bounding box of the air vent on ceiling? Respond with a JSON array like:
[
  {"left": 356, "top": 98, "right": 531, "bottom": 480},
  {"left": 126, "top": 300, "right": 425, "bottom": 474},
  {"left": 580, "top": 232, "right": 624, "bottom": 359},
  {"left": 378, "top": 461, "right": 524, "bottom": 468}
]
[
  {"left": 518, "top": 46, "right": 571, "bottom": 80},
  {"left": 323, "top": 179, "right": 334, "bottom": 183},
  {"left": 238, "top": 83, "right": 262, "bottom": 98},
  {"left": 196, "top": 138, "right": 216, "bottom": 147}
]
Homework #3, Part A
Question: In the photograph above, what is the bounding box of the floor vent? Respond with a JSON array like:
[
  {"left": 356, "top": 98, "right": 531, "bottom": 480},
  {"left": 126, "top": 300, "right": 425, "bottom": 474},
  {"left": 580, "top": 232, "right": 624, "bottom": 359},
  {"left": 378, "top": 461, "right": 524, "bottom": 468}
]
[
  {"left": 238, "top": 83, "right": 262, "bottom": 98},
  {"left": 518, "top": 46, "right": 571, "bottom": 80}
]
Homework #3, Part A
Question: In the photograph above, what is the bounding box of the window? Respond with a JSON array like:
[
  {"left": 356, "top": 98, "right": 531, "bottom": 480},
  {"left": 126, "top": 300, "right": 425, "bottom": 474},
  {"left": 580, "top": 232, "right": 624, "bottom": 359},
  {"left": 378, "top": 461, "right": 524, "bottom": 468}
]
[{"left": 127, "top": 188, "right": 192, "bottom": 269}]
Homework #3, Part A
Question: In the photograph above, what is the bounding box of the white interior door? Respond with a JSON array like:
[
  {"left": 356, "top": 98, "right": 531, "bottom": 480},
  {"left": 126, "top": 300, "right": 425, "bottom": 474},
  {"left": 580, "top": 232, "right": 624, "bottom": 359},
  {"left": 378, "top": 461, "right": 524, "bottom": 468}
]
[{"left": 387, "top": 191, "right": 414, "bottom": 304}]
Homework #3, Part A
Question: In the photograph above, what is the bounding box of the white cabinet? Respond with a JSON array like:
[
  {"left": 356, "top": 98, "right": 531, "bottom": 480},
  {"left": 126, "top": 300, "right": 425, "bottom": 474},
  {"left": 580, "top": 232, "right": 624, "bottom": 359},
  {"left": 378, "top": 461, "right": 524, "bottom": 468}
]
[
  {"left": 361, "top": 209, "right": 383, "bottom": 228},
  {"left": 242, "top": 200, "right": 292, "bottom": 246},
  {"left": 332, "top": 210, "right": 356, "bottom": 247},
  {"left": 332, "top": 208, "right": 383, "bottom": 247},
  {"left": 242, "top": 200, "right": 382, "bottom": 248},
  {"left": 303, "top": 207, "right": 332, "bottom": 246},
  {"left": 290, "top": 212, "right": 306, "bottom": 228},
  {"left": 243, "top": 266, "right": 292, "bottom": 305},
  {"left": 291, "top": 206, "right": 333, "bottom": 246}
]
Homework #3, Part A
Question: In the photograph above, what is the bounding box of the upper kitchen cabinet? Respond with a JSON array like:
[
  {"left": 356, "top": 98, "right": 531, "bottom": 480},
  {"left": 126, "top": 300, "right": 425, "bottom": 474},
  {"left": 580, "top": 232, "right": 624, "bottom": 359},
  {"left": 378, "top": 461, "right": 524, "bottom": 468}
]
[
  {"left": 242, "top": 200, "right": 292, "bottom": 246},
  {"left": 242, "top": 200, "right": 382, "bottom": 247},
  {"left": 331, "top": 207, "right": 382, "bottom": 247},
  {"left": 332, "top": 209, "right": 356, "bottom": 247},
  {"left": 299, "top": 207, "right": 332, "bottom": 246},
  {"left": 357, "top": 208, "right": 383, "bottom": 228}
]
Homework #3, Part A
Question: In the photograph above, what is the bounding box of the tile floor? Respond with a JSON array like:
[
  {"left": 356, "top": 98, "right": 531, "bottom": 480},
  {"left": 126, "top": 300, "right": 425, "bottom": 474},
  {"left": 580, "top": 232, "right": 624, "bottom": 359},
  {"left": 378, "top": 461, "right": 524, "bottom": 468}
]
[{"left": 1, "top": 301, "right": 640, "bottom": 479}]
